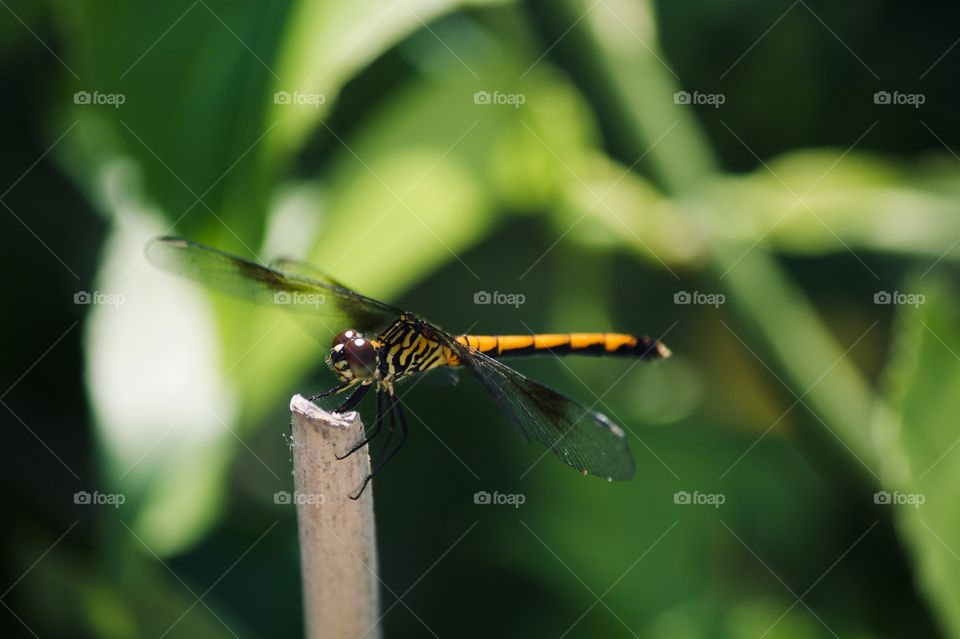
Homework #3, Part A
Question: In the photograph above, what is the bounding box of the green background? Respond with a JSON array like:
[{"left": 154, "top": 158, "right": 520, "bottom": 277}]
[{"left": 2, "top": 0, "right": 959, "bottom": 637}]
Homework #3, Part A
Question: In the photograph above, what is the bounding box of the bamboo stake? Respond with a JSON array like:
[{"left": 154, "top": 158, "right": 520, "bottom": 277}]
[{"left": 290, "top": 394, "right": 381, "bottom": 639}]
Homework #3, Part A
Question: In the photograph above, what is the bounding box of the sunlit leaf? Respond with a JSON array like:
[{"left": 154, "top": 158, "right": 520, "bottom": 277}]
[{"left": 875, "top": 275, "right": 960, "bottom": 637}]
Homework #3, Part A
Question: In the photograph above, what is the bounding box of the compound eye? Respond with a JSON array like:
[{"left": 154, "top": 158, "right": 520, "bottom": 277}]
[
  {"left": 344, "top": 338, "right": 376, "bottom": 377},
  {"left": 332, "top": 328, "right": 362, "bottom": 348}
]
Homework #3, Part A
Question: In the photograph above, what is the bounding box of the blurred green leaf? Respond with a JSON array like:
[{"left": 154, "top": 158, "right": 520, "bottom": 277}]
[
  {"left": 58, "top": 0, "right": 295, "bottom": 243},
  {"left": 269, "top": 0, "right": 510, "bottom": 157},
  {"left": 705, "top": 150, "right": 960, "bottom": 261},
  {"left": 15, "top": 531, "right": 247, "bottom": 639},
  {"left": 876, "top": 275, "right": 960, "bottom": 637},
  {"left": 550, "top": 150, "right": 703, "bottom": 265}
]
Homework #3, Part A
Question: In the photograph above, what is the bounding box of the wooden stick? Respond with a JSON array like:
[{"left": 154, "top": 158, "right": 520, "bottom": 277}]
[{"left": 290, "top": 394, "right": 381, "bottom": 639}]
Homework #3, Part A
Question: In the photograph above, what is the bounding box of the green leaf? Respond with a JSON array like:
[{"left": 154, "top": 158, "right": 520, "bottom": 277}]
[
  {"left": 705, "top": 150, "right": 960, "bottom": 261},
  {"left": 876, "top": 275, "right": 960, "bottom": 637},
  {"left": 268, "top": 0, "right": 510, "bottom": 157},
  {"left": 58, "top": 0, "right": 295, "bottom": 244}
]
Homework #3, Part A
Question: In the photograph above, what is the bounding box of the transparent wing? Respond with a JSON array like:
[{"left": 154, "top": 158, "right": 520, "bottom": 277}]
[
  {"left": 269, "top": 257, "right": 354, "bottom": 291},
  {"left": 428, "top": 326, "right": 636, "bottom": 481},
  {"left": 146, "top": 237, "right": 401, "bottom": 337}
]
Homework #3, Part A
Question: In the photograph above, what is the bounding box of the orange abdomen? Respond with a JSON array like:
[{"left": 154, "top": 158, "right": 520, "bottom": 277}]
[{"left": 455, "top": 333, "right": 669, "bottom": 360}]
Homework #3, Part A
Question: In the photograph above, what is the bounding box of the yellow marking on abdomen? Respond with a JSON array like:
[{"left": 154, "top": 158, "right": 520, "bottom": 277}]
[
  {"left": 455, "top": 333, "right": 641, "bottom": 356},
  {"left": 532, "top": 334, "right": 569, "bottom": 350},
  {"left": 497, "top": 335, "right": 535, "bottom": 352},
  {"left": 464, "top": 335, "right": 498, "bottom": 353},
  {"left": 600, "top": 333, "right": 638, "bottom": 352}
]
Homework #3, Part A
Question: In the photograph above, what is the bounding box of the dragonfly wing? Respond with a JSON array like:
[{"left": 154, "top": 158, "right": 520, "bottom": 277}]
[
  {"left": 269, "top": 257, "right": 353, "bottom": 291},
  {"left": 146, "top": 237, "right": 401, "bottom": 337},
  {"left": 429, "top": 327, "right": 636, "bottom": 481}
]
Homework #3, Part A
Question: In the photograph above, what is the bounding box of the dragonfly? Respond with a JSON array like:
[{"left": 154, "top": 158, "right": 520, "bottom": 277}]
[{"left": 147, "top": 237, "right": 670, "bottom": 498}]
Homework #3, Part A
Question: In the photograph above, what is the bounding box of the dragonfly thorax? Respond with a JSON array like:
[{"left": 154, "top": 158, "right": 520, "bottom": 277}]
[{"left": 326, "top": 329, "right": 379, "bottom": 382}]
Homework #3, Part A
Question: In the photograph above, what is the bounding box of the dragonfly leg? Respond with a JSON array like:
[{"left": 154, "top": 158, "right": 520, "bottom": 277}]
[
  {"left": 350, "top": 392, "right": 409, "bottom": 500},
  {"left": 335, "top": 388, "right": 383, "bottom": 461},
  {"left": 373, "top": 398, "right": 398, "bottom": 459},
  {"left": 335, "top": 383, "right": 371, "bottom": 412},
  {"left": 308, "top": 381, "right": 354, "bottom": 402}
]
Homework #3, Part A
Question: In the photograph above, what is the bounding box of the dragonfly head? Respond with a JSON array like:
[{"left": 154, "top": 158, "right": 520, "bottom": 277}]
[{"left": 326, "top": 329, "right": 379, "bottom": 382}]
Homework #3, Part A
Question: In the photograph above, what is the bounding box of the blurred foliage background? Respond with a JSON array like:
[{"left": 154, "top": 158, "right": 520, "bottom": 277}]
[{"left": 2, "top": 0, "right": 960, "bottom": 637}]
